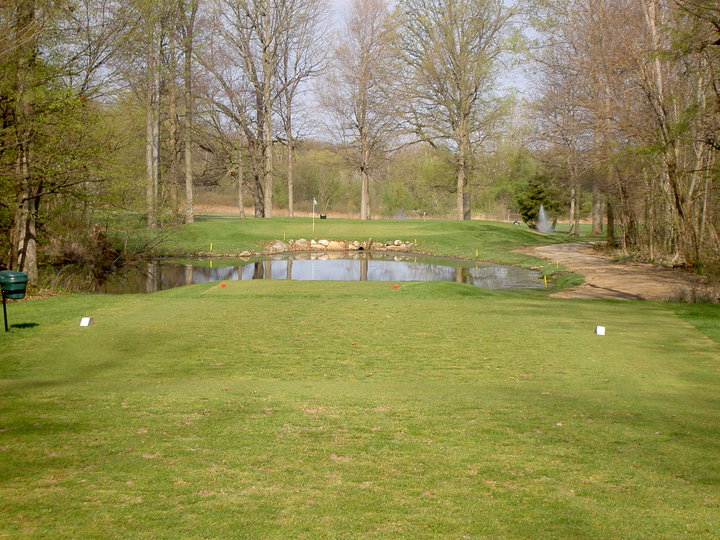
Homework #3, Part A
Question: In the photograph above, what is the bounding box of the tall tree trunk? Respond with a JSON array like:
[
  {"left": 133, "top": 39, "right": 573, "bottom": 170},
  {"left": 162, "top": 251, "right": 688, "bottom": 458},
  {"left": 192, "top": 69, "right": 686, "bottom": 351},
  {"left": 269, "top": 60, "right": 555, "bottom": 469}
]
[
  {"left": 286, "top": 120, "right": 294, "bottom": 218},
  {"left": 606, "top": 197, "right": 616, "bottom": 247},
  {"left": 574, "top": 190, "right": 580, "bottom": 237},
  {"left": 146, "top": 29, "right": 160, "bottom": 229},
  {"left": 456, "top": 168, "right": 465, "bottom": 221},
  {"left": 183, "top": 96, "right": 194, "bottom": 224},
  {"left": 360, "top": 169, "right": 370, "bottom": 220},
  {"left": 182, "top": 0, "right": 197, "bottom": 224},
  {"left": 165, "top": 67, "right": 180, "bottom": 215},
  {"left": 12, "top": 160, "right": 39, "bottom": 282},
  {"left": 254, "top": 176, "right": 264, "bottom": 218},
  {"left": 237, "top": 144, "right": 246, "bottom": 219},
  {"left": 263, "top": 122, "right": 273, "bottom": 218},
  {"left": 591, "top": 183, "right": 604, "bottom": 235},
  {"left": 252, "top": 142, "right": 265, "bottom": 218},
  {"left": 699, "top": 151, "right": 713, "bottom": 245},
  {"left": 457, "top": 128, "right": 471, "bottom": 220},
  {"left": 11, "top": 0, "right": 39, "bottom": 281},
  {"left": 261, "top": 0, "right": 274, "bottom": 218},
  {"left": 569, "top": 184, "right": 577, "bottom": 236},
  {"left": 285, "top": 77, "right": 295, "bottom": 218},
  {"left": 168, "top": 34, "right": 180, "bottom": 217},
  {"left": 360, "top": 132, "right": 370, "bottom": 220}
]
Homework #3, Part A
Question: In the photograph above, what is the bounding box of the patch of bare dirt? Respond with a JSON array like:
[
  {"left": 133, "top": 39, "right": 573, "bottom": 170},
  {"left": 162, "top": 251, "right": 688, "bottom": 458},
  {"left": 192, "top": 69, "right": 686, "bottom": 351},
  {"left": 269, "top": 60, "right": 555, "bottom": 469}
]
[{"left": 518, "top": 242, "right": 706, "bottom": 301}]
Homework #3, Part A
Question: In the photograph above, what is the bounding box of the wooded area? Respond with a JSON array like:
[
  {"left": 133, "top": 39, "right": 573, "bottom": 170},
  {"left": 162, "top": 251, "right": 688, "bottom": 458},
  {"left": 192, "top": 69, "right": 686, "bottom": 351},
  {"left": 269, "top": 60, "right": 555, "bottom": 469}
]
[{"left": 1, "top": 0, "right": 718, "bottom": 281}]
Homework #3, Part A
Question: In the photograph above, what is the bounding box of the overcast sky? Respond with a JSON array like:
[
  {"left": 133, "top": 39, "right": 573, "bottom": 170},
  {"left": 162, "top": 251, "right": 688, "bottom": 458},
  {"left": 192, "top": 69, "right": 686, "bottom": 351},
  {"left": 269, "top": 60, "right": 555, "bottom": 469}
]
[
  {"left": 325, "top": 0, "right": 527, "bottom": 93},
  {"left": 328, "top": 0, "right": 351, "bottom": 28}
]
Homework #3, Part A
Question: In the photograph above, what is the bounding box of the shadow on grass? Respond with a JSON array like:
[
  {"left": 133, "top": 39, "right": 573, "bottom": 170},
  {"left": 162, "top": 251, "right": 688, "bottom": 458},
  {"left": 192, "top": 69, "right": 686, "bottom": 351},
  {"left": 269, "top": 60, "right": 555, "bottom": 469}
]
[{"left": 10, "top": 322, "right": 39, "bottom": 329}]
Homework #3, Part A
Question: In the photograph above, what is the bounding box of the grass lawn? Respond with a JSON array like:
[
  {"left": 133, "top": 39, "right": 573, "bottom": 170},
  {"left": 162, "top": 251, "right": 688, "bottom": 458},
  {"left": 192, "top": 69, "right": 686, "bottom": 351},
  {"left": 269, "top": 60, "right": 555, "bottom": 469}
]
[
  {"left": 147, "top": 216, "right": 585, "bottom": 266},
  {"left": 2, "top": 219, "right": 719, "bottom": 538}
]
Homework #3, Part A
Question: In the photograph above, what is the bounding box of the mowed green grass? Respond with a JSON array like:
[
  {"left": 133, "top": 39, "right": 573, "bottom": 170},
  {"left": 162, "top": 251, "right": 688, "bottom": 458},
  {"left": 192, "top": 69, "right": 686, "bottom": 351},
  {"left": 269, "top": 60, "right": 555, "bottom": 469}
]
[
  {"left": 2, "top": 278, "right": 719, "bottom": 538},
  {"left": 153, "top": 217, "right": 579, "bottom": 265}
]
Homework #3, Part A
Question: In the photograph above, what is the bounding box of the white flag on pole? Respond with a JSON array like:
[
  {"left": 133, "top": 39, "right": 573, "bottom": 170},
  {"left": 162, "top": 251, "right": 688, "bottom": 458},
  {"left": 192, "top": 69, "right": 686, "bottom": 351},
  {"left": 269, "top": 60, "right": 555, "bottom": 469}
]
[{"left": 313, "top": 197, "right": 317, "bottom": 206}]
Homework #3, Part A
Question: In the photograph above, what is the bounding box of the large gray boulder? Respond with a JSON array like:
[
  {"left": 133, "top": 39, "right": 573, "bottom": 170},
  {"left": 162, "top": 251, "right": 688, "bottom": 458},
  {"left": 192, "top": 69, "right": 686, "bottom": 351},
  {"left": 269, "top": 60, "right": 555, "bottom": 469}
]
[
  {"left": 327, "top": 240, "right": 346, "bottom": 251},
  {"left": 294, "top": 238, "right": 310, "bottom": 250},
  {"left": 267, "top": 240, "right": 289, "bottom": 253}
]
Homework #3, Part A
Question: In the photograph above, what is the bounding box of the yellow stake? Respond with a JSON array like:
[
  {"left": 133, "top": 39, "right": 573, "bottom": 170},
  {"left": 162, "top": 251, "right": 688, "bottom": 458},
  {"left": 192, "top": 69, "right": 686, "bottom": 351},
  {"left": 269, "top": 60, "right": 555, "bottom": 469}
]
[
  {"left": 210, "top": 242, "right": 213, "bottom": 252},
  {"left": 544, "top": 275, "right": 548, "bottom": 288}
]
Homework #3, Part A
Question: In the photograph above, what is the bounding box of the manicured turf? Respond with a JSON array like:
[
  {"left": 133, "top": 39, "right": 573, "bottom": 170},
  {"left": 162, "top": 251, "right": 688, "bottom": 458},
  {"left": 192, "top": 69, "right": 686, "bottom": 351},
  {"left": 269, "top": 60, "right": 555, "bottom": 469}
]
[
  {"left": 152, "top": 216, "right": 580, "bottom": 265},
  {"left": 2, "top": 219, "right": 718, "bottom": 538}
]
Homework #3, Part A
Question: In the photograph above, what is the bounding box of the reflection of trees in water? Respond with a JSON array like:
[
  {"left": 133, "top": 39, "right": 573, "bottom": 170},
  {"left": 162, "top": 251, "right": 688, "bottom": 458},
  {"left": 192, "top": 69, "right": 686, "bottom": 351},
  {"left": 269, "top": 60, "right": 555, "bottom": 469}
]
[
  {"left": 367, "top": 260, "right": 456, "bottom": 282},
  {"left": 146, "top": 261, "right": 158, "bottom": 293},
  {"left": 67, "top": 254, "right": 541, "bottom": 294},
  {"left": 466, "top": 266, "right": 518, "bottom": 289}
]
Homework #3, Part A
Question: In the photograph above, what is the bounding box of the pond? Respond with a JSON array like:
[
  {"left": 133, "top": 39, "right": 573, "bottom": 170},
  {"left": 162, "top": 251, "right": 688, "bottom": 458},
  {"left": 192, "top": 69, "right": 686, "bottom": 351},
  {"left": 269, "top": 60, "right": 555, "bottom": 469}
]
[{"left": 90, "top": 252, "right": 543, "bottom": 294}]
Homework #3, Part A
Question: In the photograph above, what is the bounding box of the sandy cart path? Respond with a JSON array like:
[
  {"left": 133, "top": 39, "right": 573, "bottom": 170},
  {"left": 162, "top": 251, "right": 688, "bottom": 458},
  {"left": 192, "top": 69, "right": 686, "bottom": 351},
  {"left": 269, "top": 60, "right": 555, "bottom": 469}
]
[{"left": 519, "top": 242, "right": 704, "bottom": 301}]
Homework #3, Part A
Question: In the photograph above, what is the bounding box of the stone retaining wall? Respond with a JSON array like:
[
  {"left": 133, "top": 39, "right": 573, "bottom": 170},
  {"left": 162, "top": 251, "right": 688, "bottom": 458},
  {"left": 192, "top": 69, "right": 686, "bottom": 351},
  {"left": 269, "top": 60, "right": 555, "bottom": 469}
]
[
  {"left": 197, "top": 239, "right": 418, "bottom": 258},
  {"left": 262, "top": 238, "right": 416, "bottom": 256}
]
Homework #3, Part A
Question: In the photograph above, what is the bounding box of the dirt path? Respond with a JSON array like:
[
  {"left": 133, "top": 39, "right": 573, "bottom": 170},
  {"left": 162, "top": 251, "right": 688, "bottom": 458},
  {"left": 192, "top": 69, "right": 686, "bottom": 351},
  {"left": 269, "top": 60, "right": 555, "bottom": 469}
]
[{"left": 519, "top": 242, "right": 704, "bottom": 301}]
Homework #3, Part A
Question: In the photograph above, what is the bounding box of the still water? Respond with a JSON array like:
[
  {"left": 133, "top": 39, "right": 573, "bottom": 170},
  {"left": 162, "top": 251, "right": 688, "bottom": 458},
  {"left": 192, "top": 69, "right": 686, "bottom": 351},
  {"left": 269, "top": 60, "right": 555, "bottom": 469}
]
[{"left": 93, "top": 252, "right": 543, "bottom": 294}]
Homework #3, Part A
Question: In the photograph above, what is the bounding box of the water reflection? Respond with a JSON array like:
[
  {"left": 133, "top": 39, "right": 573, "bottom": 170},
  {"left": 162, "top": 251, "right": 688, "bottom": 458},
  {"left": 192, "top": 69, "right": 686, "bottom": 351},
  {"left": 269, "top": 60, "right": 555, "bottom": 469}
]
[{"left": 91, "top": 252, "right": 542, "bottom": 294}]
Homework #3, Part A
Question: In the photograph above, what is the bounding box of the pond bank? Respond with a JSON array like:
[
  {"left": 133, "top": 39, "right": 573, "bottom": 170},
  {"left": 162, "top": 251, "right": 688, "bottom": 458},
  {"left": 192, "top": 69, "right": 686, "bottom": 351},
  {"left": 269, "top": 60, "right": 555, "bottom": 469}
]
[{"left": 195, "top": 237, "right": 419, "bottom": 258}]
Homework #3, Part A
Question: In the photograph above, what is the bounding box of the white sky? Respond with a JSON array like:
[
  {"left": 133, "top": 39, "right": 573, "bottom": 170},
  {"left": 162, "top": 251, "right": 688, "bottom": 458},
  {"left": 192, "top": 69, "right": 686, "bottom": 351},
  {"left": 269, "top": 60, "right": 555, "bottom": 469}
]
[
  {"left": 329, "top": 0, "right": 352, "bottom": 27},
  {"left": 325, "top": 0, "right": 529, "bottom": 94}
]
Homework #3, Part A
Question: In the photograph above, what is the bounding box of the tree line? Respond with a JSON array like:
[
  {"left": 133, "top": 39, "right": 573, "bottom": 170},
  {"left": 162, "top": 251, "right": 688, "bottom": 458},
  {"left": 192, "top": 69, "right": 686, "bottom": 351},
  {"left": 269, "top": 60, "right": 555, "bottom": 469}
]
[
  {"left": 530, "top": 0, "right": 719, "bottom": 270},
  {"left": 1, "top": 0, "right": 718, "bottom": 282}
]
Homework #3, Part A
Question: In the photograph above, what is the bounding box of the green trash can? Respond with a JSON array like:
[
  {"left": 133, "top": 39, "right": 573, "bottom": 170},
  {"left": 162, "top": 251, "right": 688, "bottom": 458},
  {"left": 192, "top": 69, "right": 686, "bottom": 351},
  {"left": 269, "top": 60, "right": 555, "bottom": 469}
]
[
  {"left": 0, "top": 270, "right": 29, "bottom": 300},
  {"left": 1, "top": 270, "right": 28, "bottom": 332}
]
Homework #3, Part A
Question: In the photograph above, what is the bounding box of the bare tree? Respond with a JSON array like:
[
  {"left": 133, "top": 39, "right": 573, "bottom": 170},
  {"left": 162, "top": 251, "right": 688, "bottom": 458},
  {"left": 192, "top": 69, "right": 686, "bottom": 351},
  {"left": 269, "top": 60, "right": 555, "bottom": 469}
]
[
  {"left": 277, "top": 0, "right": 329, "bottom": 218},
  {"left": 206, "top": 0, "right": 328, "bottom": 218},
  {"left": 395, "top": 0, "right": 513, "bottom": 220},
  {"left": 199, "top": 2, "right": 270, "bottom": 218},
  {"left": 529, "top": 46, "right": 592, "bottom": 237},
  {"left": 123, "top": 0, "right": 175, "bottom": 228},
  {"left": 211, "top": 0, "right": 280, "bottom": 218},
  {"left": 145, "top": 7, "right": 161, "bottom": 228},
  {"left": 320, "top": 0, "right": 398, "bottom": 220},
  {"left": 180, "top": 0, "right": 199, "bottom": 224},
  {"left": 531, "top": 0, "right": 719, "bottom": 267}
]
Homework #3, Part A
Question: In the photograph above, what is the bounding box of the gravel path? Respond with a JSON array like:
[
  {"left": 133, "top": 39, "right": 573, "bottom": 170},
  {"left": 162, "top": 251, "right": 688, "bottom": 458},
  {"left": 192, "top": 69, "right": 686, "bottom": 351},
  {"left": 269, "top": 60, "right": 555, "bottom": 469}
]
[{"left": 519, "top": 242, "right": 704, "bottom": 301}]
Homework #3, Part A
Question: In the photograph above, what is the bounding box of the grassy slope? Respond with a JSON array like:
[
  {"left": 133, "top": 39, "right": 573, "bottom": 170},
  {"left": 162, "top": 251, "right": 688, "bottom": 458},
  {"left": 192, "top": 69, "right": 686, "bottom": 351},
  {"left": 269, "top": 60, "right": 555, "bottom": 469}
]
[
  {"left": 2, "top": 219, "right": 719, "bottom": 538},
  {"left": 155, "top": 217, "right": 573, "bottom": 265}
]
